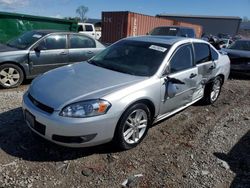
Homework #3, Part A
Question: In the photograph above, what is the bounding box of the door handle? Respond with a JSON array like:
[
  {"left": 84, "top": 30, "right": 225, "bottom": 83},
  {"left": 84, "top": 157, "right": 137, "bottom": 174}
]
[
  {"left": 59, "top": 52, "right": 67, "bottom": 55},
  {"left": 209, "top": 65, "right": 216, "bottom": 70},
  {"left": 87, "top": 51, "right": 94, "bottom": 54},
  {"left": 189, "top": 73, "right": 197, "bottom": 79}
]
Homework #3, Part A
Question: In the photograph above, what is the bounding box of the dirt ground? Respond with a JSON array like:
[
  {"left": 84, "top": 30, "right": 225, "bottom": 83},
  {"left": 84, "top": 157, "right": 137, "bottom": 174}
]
[{"left": 0, "top": 76, "right": 249, "bottom": 188}]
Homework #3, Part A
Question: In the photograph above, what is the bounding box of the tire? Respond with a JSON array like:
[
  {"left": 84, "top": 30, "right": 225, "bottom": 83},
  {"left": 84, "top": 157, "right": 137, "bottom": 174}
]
[
  {"left": 0, "top": 63, "right": 24, "bottom": 89},
  {"left": 201, "top": 76, "right": 223, "bottom": 105},
  {"left": 114, "top": 103, "right": 152, "bottom": 150}
]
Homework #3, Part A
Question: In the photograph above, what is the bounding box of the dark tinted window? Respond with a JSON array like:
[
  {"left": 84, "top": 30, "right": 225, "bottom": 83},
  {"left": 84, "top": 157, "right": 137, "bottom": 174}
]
[
  {"left": 193, "top": 43, "right": 211, "bottom": 64},
  {"left": 70, "top": 35, "right": 96, "bottom": 48},
  {"left": 39, "top": 35, "right": 66, "bottom": 50},
  {"left": 85, "top": 25, "right": 93, "bottom": 32},
  {"left": 89, "top": 40, "right": 170, "bottom": 76},
  {"left": 150, "top": 27, "right": 179, "bottom": 36},
  {"left": 78, "top": 25, "right": 83, "bottom": 32},
  {"left": 6, "top": 31, "right": 46, "bottom": 49},
  {"left": 170, "top": 44, "right": 193, "bottom": 73},
  {"left": 228, "top": 40, "right": 250, "bottom": 51},
  {"left": 211, "top": 47, "right": 219, "bottom": 60}
]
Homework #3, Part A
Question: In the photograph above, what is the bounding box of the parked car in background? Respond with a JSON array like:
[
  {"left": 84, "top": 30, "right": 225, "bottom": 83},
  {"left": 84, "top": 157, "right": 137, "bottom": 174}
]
[
  {"left": 149, "top": 26, "right": 196, "bottom": 38},
  {"left": 78, "top": 23, "right": 101, "bottom": 40},
  {"left": 0, "top": 30, "right": 105, "bottom": 88},
  {"left": 22, "top": 36, "right": 230, "bottom": 150},
  {"left": 222, "top": 39, "right": 250, "bottom": 75},
  {"left": 220, "top": 38, "right": 233, "bottom": 48}
]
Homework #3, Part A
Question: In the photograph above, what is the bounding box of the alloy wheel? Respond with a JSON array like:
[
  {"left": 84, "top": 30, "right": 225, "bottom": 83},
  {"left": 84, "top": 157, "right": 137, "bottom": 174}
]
[
  {"left": 210, "top": 78, "right": 221, "bottom": 102},
  {"left": 123, "top": 109, "right": 148, "bottom": 144},
  {"left": 0, "top": 67, "right": 20, "bottom": 87}
]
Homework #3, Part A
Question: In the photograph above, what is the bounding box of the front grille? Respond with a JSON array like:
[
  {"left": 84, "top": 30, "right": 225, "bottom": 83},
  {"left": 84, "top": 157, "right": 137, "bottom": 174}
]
[{"left": 28, "top": 93, "right": 54, "bottom": 114}]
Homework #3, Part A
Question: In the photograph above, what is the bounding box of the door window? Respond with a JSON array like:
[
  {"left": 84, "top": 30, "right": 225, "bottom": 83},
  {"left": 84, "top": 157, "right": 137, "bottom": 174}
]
[
  {"left": 193, "top": 43, "right": 211, "bottom": 64},
  {"left": 85, "top": 25, "right": 94, "bottom": 32},
  {"left": 39, "top": 35, "right": 66, "bottom": 50},
  {"left": 170, "top": 44, "right": 194, "bottom": 73},
  {"left": 211, "top": 47, "right": 219, "bottom": 60},
  {"left": 69, "top": 34, "right": 96, "bottom": 48}
]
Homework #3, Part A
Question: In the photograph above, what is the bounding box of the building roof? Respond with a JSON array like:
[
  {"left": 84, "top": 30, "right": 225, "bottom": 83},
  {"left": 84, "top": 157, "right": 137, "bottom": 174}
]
[{"left": 157, "top": 14, "right": 242, "bottom": 20}]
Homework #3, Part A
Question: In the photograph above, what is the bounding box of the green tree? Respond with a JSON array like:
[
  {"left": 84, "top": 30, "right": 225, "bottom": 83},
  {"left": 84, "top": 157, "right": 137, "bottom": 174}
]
[
  {"left": 242, "top": 16, "right": 249, "bottom": 22},
  {"left": 76, "top": 5, "right": 89, "bottom": 22}
]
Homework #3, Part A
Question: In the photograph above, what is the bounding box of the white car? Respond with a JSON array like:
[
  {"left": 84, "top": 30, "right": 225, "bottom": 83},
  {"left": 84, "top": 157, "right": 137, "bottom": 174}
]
[{"left": 22, "top": 36, "right": 230, "bottom": 150}]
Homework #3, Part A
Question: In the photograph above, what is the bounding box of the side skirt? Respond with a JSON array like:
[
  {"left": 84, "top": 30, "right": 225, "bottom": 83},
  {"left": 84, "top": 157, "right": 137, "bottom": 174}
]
[{"left": 153, "top": 97, "right": 203, "bottom": 124}]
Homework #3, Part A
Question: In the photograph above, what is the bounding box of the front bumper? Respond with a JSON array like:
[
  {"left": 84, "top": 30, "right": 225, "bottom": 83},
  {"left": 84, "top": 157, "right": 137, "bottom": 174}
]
[{"left": 22, "top": 92, "right": 119, "bottom": 147}]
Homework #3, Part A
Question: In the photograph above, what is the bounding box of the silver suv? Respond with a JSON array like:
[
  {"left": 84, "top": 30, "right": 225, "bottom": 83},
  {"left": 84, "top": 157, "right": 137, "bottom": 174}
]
[{"left": 23, "top": 36, "right": 230, "bottom": 150}]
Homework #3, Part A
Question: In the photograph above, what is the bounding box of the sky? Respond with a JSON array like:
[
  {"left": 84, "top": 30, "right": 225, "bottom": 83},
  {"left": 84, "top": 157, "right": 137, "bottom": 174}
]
[{"left": 0, "top": 0, "right": 250, "bottom": 19}]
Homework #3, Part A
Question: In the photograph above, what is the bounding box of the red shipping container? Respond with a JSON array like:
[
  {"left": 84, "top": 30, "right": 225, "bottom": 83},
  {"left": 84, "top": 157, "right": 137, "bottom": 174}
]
[{"left": 102, "top": 11, "right": 203, "bottom": 43}]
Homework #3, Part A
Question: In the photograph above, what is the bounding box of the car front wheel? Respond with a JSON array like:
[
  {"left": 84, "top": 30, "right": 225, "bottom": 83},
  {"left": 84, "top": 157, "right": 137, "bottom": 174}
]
[
  {"left": 0, "top": 64, "right": 24, "bottom": 89},
  {"left": 114, "top": 103, "right": 151, "bottom": 150}
]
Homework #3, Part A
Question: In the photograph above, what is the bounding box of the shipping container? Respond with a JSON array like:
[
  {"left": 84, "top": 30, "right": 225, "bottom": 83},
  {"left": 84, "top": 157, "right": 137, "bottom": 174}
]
[
  {"left": 102, "top": 11, "right": 203, "bottom": 44},
  {"left": 0, "top": 11, "right": 78, "bottom": 43}
]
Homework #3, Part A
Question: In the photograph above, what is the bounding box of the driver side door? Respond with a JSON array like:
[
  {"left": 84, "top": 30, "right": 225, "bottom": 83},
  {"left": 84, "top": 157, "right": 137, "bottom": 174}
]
[
  {"left": 159, "top": 43, "right": 199, "bottom": 116},
  {"left": 29, "top": 34, "right": 69, "bottom": 76}
]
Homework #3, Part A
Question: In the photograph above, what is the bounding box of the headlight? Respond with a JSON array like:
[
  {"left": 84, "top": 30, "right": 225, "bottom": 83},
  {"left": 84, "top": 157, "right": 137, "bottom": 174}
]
[{"left": 60, "top": 99, "right": 111, "bottom": 118}]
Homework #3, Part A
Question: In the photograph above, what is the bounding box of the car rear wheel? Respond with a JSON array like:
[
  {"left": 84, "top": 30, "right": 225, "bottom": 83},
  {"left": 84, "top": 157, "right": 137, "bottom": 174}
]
[
  {"left": 201, "top": 76, "right": 223, "bottom": 104},
  {"left": 114, "top": 103, "right": 151, "bottom": 150},
  {"left": 0, "top": 64, "right": 24, "bottom": 88}
]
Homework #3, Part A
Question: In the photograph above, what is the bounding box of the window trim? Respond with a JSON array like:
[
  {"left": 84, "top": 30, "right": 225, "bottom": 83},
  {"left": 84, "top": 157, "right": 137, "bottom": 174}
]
[{"left": 166, "top": 43, "right": 195, "bottom": 74}]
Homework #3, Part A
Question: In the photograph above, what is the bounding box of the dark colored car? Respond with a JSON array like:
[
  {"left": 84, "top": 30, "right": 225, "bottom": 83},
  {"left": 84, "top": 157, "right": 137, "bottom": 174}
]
[
  {"left": 0, "top": 30, "right": 105, "bottom": 88},
  {"left": 222, "top": 39, "right": 250, "bottom": 75},
  {"left": 149, "top": 26, "right": 196, "bottom": 38}
]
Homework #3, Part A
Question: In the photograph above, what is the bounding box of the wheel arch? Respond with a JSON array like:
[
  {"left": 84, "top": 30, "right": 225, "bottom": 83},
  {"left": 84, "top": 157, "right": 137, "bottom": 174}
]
[{"left": 0, "top": 61, "right": 27, "bottom": 79}]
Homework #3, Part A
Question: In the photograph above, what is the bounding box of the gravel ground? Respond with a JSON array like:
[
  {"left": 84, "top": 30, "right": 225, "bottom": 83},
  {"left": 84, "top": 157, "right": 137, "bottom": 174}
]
[{"left": 0, "top": 77, "right": 249, "bottom": 188}]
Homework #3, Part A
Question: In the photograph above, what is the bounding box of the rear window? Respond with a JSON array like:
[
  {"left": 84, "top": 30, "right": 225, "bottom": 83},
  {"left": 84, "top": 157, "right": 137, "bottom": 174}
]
[{"left": 150, "top": 27, "right": 179, "bottom": 36}]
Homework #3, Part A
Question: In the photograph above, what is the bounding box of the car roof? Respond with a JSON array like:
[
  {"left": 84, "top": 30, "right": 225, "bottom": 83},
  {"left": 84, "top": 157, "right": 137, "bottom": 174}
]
[
  {"left": 124, "top": 35, "right": 204, "bottom": 46},
  {"left": 31, "top": 30, "right": 77, "bottom": 35},
  {"left": 153, "top": 26, "right": 194, "bottom": 30}
]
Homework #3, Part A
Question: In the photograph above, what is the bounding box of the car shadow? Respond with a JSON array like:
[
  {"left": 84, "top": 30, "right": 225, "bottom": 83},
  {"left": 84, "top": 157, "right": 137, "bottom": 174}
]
[
  {"left": 214, "top": 131, "right": 250, "bottom": 188},
  {"left": 0, "top": 107, "right": 121, "bottom": 162}
]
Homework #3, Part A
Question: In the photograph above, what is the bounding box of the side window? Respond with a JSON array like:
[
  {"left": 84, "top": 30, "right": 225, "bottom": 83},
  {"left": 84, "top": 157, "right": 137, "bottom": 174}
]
[
  {"left": 211, "top": 47, "right": 219, "bottom": 60},
  {"left": 39, "top": 35, "right": 66, "bottom": 50},
  {"left": 170, "top": 44, "right": 193, "bottom": 73},
  {"left": 70, "top": 35, "right": 96, "bottom": 48},
  {"left": 193, "top": 43, "right": 211, "bottom": 64},
  {"left": 85, "top": 25, "right": 93, "bottom": 32},
  {"left": 78, "top": 25, "right": 83, "bottom": 32}
]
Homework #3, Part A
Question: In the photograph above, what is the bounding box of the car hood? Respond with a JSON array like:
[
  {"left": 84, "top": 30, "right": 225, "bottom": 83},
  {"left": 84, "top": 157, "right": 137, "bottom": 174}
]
[
  {"left": 29, "top": 62, "right": 145, "bottom": 110},
  {"left": 0, "top": 43, "right": 19, "bottom": 52},
  {"left": 222, "top": 48, "right": 250, "bottom": 58}
]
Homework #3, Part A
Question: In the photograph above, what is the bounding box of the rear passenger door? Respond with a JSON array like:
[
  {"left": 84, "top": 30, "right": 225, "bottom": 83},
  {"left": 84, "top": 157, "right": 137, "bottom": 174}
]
[
  {"left": 193, "top": 43, "right": 216, "bottom": 84},
  {"left": 68, "top": 34, "right": 99, "bottom": 63}
]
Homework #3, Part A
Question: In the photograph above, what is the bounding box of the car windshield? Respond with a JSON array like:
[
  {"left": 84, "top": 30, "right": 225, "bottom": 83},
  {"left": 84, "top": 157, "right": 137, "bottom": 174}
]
[
  {"left": 228, "top": 40, "right": 250, "bottom": 51},
  {"left": 150, "top": 27, "right": 179, "bottom": 36},
  {"left": 88, "top": 40, "right": 170, "bottom": 76},
  {"left": 6, "top": 31, "right": 46, "bottom": 49}
]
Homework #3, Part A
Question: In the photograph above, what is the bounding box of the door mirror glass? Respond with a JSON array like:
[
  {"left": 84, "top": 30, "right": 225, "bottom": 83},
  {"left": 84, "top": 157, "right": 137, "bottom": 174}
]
[{"left": 166, "top": 82, "right": 177, "bottom": 99}]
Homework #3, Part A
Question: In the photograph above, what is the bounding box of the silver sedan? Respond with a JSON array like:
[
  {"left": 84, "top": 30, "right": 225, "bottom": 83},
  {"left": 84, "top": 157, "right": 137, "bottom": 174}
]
[{"left": 22, "top": 36, "right": 230, "bottom": 150}]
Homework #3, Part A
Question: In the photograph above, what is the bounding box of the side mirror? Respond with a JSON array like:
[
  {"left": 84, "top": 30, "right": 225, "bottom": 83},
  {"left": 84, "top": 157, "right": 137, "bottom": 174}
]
[
  {"left": 34, "top": 45, "right": 45, "bottom": 52},
  {"left": 166, "top": 82, "right": 178, "bottom": 99}
]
